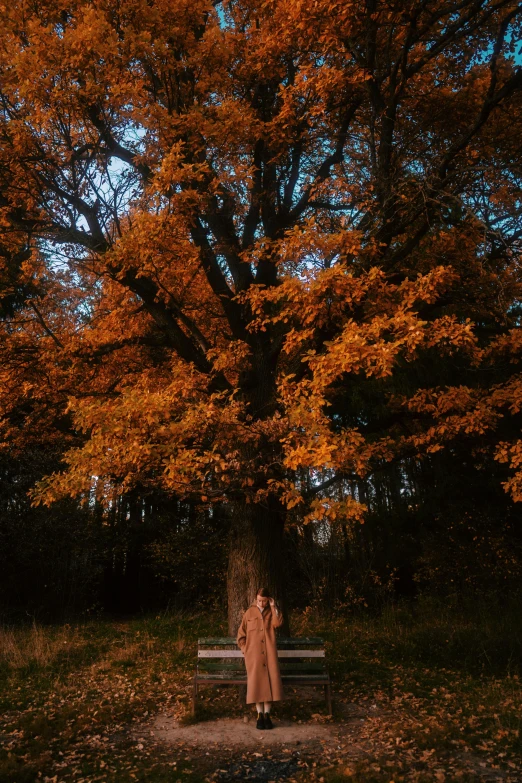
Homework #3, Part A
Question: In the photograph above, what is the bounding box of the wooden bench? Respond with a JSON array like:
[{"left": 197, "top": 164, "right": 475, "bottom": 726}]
[{"left": 193, "top": 637, "right": 332, "bottom": 716}]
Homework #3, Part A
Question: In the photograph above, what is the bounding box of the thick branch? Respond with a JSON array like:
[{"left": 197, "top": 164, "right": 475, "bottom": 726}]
[
  {"left": 85, "top": 104, "right": 152, "bottom": 183},
  {"left": 112, "top": 266, "right": 215, "bottom": 375},
  {"left": 242, "top": 139, "right": 264, "bottom": 249},
  {"left": 190, "top": 217, "right": 248, "bottom": 341}
]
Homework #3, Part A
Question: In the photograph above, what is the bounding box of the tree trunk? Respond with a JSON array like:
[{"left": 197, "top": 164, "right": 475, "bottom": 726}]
[{"left": 227, "top": 494, "right": 289, "bottom": 636}]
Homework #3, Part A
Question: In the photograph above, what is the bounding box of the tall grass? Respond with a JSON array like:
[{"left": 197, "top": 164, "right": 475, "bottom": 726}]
[
  {"left": 0, "top": 620, "right": 83, "bottom": 669},
  {"left": 0, "top": 608, "right": 225, "bottom": 679},
  {"left": 293, "top": 593, "right": 522, "bottom": 679}
]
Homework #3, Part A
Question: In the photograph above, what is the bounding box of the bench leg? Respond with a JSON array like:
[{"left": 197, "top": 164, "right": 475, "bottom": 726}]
[
  {"left": 192, "top": 676, "right": 198, "bottom": 716},
  {"left": 238, "top": 684, "right": 247, "bottom": 706},
  {"left": 325, "top": 682, "right": 333, "bottom": 716}
]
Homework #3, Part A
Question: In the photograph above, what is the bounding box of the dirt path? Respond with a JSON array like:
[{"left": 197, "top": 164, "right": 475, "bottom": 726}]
[
  {"left": 130, "top": 713, "right": 345, "bottom": 782},
  {"left": 145, "top": 713, "right": 337, "bottom": 750}
]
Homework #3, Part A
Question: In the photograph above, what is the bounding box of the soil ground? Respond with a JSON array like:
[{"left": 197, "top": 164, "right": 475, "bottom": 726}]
[{"left": 146, "top": 713, "right": 336, "bottom": 748}]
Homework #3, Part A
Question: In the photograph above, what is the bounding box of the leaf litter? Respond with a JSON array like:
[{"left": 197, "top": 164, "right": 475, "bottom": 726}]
[{"left": 1, "top": 616, "right": 521, "bottom": 782}]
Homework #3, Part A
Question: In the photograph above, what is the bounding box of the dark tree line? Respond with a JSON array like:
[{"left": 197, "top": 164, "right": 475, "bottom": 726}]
[{"left": 2, "top": 436, "right": 521, "bottom": 624}]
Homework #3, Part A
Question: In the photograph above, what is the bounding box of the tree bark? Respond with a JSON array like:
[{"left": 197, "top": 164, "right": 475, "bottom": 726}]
[
  {"left": 226, "top": 345, "right": 290, "bottom": 636},
  {"left": 227, "top": 494, "right": 289, "bottom": 636}
]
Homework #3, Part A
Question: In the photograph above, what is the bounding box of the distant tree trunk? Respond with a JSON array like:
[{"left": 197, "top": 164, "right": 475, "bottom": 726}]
[{"left": 227, "top": 495, "right": 289, "bottom": 636}]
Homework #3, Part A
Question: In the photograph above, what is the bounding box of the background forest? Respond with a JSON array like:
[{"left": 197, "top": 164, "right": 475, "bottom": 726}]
[{"left": 2, "top": 423, "right": 522, "bottom": 622}]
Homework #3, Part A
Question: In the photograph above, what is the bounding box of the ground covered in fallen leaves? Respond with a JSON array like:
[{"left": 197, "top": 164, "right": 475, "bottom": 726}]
[{"left": 1, "top": 597, "right": 521, "bottom": 782}]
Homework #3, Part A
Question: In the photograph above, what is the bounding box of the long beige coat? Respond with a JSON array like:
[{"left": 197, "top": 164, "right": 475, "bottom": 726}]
[{"left": 236, "top": 602, "right": 284, "bottom": 704}]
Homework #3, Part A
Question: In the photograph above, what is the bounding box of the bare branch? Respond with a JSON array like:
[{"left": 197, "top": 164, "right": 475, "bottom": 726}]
[{"left": 29, "top": 302, "right": 64, "bottom": 349}]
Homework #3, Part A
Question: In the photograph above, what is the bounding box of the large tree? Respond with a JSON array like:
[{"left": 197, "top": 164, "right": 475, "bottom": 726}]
[{"left": 1, "top": 0, "right": 521, "bottom": 632}]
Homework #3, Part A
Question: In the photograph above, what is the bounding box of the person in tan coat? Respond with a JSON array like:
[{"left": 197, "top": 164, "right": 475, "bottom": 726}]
[{"left": 236, "top": 587, "right": 284, "bottom": 730}]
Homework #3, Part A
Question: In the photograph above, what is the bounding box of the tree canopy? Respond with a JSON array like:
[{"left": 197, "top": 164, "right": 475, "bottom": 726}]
[{"left": 1, "top": 0, "right": 521, "bottom": 628}]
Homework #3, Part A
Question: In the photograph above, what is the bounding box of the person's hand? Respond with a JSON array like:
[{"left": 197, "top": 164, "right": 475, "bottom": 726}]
[{"left": 269, "top": 597, "right": 275, "bottom": 607}]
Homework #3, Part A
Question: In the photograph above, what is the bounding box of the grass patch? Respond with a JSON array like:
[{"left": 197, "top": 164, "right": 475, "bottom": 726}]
[{"left": 0, "top": 598, "right": 521, "bottom": 782}]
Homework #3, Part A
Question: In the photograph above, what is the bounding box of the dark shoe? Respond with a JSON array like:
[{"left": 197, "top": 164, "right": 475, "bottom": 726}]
[
  {"left": 264, "top": 713, "right": 273, "bottom": 729},
  {"left": 256, "top": 713, "right": 265, "bottom": 730}
]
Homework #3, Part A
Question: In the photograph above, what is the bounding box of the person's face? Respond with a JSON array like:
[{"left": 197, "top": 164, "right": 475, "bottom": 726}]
[{"left": 256, "top": 594, "right": 269, "bottom": 608}]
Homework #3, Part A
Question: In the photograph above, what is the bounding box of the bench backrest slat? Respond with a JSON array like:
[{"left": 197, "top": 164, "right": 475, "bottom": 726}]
[
  {"left": 198, "top": 637, "right": 324, "bottom": 646},
  {"left": 278, "top": 649, "right": 325, "bottom": 658},
  {"left": 198, "top": 648, "right": 325, "bottom": 658},
  {"left": 198, "top": 649, "right": 243, "bottom": 658},
  {"left": 198, "top": 661, "right": 325, "bottom": 671}
]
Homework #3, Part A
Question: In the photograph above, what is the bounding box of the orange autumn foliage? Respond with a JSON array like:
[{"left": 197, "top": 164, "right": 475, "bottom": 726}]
[{"left": 0, "top": 0, "right": 521, "bottom": 531}]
